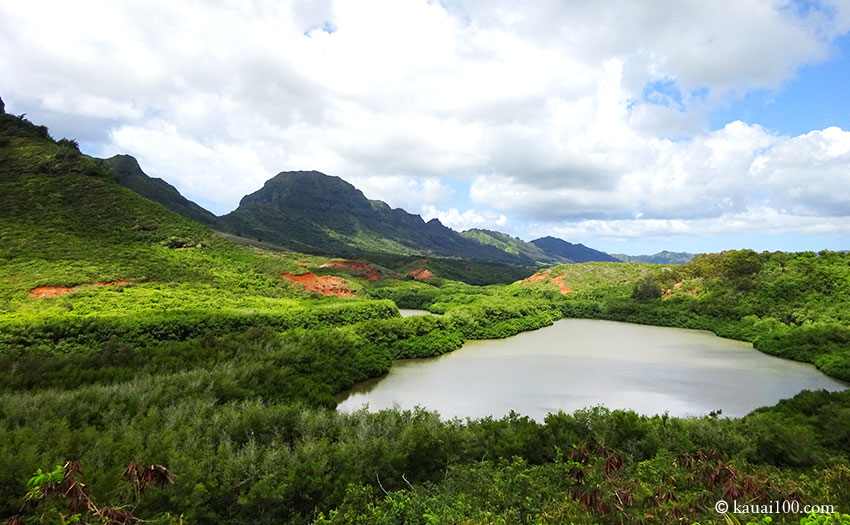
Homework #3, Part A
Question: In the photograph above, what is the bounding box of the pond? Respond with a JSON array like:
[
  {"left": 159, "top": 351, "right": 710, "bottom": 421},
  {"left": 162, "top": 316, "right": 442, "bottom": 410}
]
[
  {"left": 398, "top": 309, "right": 437, "bottom": 317},
  {"left": 337, "top": 319, "right": 847, "bottom": 420}
]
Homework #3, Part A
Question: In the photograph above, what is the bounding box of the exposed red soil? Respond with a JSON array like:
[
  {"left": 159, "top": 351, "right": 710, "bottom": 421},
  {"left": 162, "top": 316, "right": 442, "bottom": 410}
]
[
  {"left": 272, "top": 253, "right": 282, "bottom": 258},
  {"left": 521, "top": 270, "right": 573, "bottom": 294},
  {"left": 295, "top": 260, "right": 310, "bottom": 266},
  {"left": 29, "top": 286, "right": 74, "bottom": 298},
  {"left": 550, "top": 274, "right": 575, "bottom": 294},
  {"left": 30, "top": 280, "right": 133, "bottom": 299},
  {"left": 663, "top": 282, "right": 686, "bottom": 300},
  {"left": 522, "top": 269, "right": 551, "bottom": 284},
  {"left": 281, "top": 272, "right": 355, "bottom": 298},
  {"left": 409, "top": 268, "right": 434, "bottom": 279},
  {"left": 98, "top": 280, "right": 131, "bottom": 286},
  {"left": 320, "top": 260, "right": 380, "bottom": 280}
]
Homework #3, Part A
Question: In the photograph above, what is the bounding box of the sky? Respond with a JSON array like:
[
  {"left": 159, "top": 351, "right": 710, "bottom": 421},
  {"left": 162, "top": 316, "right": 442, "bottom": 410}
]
[{"left": 2, "top": 0, "right": 850, "bottom": 255}]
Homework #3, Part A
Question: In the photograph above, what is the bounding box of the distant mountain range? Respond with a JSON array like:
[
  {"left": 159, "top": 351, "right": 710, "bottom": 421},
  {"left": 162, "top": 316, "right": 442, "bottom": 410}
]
[
  {"left": 611, "top": 251, "right": 696, "bottom": 264},
  {"left": 104, "top": 155, "right": 624, "bottom": 265},
  {"left": 530, "top": 236, "right": 620, "bottom": 263}
]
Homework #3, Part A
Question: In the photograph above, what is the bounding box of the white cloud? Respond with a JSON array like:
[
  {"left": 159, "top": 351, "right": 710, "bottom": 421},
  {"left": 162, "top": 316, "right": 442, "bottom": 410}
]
[
  {"left": 348, "top": 176, "right": 454, "bottom": 213},
  {"left": 531, "top": 206, "right": 850, "bottom": 242},
  {"left": 1, "top": 0, "right": 848, "bottom": 244},
  {"left": 422, "top": 205, "right": 508, "bottom": 231}
]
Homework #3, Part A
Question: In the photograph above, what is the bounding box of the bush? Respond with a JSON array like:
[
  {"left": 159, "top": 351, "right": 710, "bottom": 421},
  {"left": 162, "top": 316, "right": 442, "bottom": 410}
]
[{"left": 631, "top": 276, "right": 661, "bottom": 302}]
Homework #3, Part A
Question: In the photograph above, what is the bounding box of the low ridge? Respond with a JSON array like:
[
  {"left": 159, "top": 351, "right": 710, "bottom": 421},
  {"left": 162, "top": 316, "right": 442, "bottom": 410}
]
[{"left": 530, "top": 236, "right": 619, "bottom": 263}]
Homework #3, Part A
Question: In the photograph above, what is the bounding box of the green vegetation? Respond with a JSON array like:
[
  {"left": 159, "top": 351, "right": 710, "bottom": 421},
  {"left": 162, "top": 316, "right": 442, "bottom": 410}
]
[
  {"left": 460, "top": 228, "right": 569, "bottom": 264},
  {"left": 103, "top": 154, "right": 219, "bottom": 227},
  {"left": 531, "top": 250, "right": 850, "bottom": 381},
  {"left": 2, "top": 109, "right": 849, "bottom": 524},
  {"left": 217, "top": 170, "right": 529, "bottom": 263},
  {"left": 612, "top": 250, "right": 697, "bottom": 264}
]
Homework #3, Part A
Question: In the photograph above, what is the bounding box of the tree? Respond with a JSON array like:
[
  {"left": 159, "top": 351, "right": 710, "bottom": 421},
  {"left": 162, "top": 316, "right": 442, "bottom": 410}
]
[{"left": 631, "top": 275, "right": 661, "bottom": 302}]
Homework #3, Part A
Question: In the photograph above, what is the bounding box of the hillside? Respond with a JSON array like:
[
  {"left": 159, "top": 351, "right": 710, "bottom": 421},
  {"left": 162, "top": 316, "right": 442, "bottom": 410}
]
[
  {"left": 611, "top": 250, "right": 695, "bottom": 264},
  {"left": 102, "top": 154, "right": 219, "bottom": 226},
  {"left": 3, "top": 103, "right": 850, "bottom": 525},
  {"left": 218, "top": 170, "right": 529, "bottom": 263},
  {"left": 530, "top": 236, "right": 619, "bottom": 263},
  {"left": 461, "top": 228, "right": 571, "bottom": 264}
]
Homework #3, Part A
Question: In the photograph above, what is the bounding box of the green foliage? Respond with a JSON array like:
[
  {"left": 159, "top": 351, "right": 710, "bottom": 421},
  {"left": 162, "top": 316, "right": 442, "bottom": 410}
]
[
  {"left": 800, "top": 512, "right": 850, "bottom": 525},
  {"left": 2, "top": 112, "right": 850, "bottom": 524},
  {"left": 631, "top": 275, "right": 662, "bottom": 301}
]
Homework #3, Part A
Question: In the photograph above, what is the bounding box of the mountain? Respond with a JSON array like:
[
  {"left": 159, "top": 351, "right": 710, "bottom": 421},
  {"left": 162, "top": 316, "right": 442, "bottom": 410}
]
[
  {"left": 218, "top": 171, "right": 526, "bottom": 263},
  {"left": 529, "top": 236, "right": 619, "bottom": 263},
  {"left": 102, "top": 154, "right": 219, "bottom": 227},
  {"left": 611, "top": 251, "right": 696, "bottom": 264},
  {"left": 461, "top": 229, "right": 571, "bottom": 265},
  {"left": 0, "top": 109, "right": 232, "bottom": 297}
]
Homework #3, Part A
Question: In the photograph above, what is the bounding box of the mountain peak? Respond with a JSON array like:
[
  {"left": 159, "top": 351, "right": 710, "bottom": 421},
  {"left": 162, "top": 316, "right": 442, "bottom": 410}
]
[
  {"left": 530, "top": 236, "right": 618, "bottom": 263},
  {"left": 102, "top": 154, "right": 218, "bottom": 226},
  {"left": 219, "top": 170, "right": 526, "bottom": 262}
]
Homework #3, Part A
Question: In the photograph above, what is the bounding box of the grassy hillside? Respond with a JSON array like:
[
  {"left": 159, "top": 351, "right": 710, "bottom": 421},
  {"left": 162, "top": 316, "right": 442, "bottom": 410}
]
[
  {"left": 1, "top": 110, "right": 849, "bottom": 524},
  {"left": 102, "top": 154, "right": 219, "bottom": 227},
  {"left": 461, "top": 228, "right": 570, "bottom": 264}
]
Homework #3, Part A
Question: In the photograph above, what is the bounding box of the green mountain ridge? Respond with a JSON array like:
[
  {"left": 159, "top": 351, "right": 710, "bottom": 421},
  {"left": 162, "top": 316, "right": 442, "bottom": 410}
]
[
  {"left": 530, "top": 236, "right": 619, "bottom": 263},
  {"left": 611, "top": 250, "right": 696, "bottom": 264},
  {"left": 102, "top": 154, "right": 219, "bottom": 227},
  {"left": 217, "top": 170, "right": 533, "bottom": 263},
  {"left": 461, "top": 228, "right": 573, "bottom": 264},
  {"left": 101, "top": 156, "right": 621, "bottom": 266}
]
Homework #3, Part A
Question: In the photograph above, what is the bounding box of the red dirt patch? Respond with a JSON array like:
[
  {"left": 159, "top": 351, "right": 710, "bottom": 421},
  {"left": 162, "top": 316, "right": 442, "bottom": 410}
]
[
  {"left": 295, "top": 260, "right": 310, "bottom": 266},
  {"left": 320, "top": 260, "right": 380, "bottom": 281},
  {"left": 272, "top": 253, "right": 282, "bottom": 258},
  {"left": 29, "top": 286, "right": 74, "bottom": 298},
  {"left": 522, "top": 270, "right": 573, "bottom": 294},
  {"left": 281, "top": 272, "right": 355, "bottom": 298},
  {"left": 550, "top": 274, "right": 575, "bottom": 294},
  {"left": 522, "top": 269, "right": 551, "bottom": 284},
  {"left": 409, "top": 268, "right": 434, "bottom": 279},
  {"left": 673, "top": 281, "right": 683, "bottom": 290}
]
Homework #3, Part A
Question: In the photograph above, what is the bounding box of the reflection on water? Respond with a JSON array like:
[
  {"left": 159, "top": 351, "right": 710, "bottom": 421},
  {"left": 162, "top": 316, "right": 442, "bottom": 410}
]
[
  {"left": 398, "top": 309, "right": 438, "bottom": 317},
  {"left": 337, "top": 319, "right": 847, "bottom": 420}
]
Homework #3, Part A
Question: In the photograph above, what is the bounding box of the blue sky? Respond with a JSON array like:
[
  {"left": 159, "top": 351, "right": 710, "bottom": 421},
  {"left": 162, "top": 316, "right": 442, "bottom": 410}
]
[
  {"left": 2, "top": 1, "right": 850, "bottom": 255},
  {"left": 709, "top": 34, "right": 850, "bottom": 136}
]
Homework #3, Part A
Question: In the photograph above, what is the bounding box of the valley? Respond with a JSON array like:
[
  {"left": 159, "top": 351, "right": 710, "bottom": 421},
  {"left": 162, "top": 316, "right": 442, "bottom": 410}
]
[{"left": 1, "top": 104, "right": 850, "bottom": 524}]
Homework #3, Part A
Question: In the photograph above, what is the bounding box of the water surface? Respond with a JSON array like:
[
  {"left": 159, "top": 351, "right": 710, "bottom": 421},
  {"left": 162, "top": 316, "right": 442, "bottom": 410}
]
[
  {"left": 337, "top": 319, "right": 846, "bottom": 420},
  {"left": 398, "top": 309, "right": 436, "bottom": 317}
]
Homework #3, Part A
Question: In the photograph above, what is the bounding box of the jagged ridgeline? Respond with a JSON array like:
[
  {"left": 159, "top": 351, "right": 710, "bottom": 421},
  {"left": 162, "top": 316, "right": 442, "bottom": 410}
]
[{"left": 217, "top": 170, "right": 532, "bottom": 262}]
